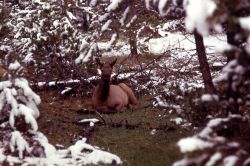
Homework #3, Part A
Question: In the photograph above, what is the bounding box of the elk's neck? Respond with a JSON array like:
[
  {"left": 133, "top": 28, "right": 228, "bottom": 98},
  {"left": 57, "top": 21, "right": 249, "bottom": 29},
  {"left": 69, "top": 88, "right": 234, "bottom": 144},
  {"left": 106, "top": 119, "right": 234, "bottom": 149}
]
[{"left": 99, "top": 78, "right": 110, "bottom": 101}]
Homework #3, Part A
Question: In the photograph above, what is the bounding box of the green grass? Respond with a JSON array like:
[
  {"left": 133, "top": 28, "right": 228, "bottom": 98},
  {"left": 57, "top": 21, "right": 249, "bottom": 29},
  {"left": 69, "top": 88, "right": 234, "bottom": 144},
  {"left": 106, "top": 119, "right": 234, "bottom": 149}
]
[
  {"left": 37, "top": 92, "right": 192, "bottom": 166},
  {"left": 90, "top": 126, "right": 187, "bottom": 166}
]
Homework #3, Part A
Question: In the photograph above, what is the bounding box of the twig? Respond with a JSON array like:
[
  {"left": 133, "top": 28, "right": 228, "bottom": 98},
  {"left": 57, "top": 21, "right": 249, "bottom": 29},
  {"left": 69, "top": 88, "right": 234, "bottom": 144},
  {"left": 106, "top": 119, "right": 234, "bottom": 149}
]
[
  {"left": 94, "top": 110, "right": 107, "bottom": 125},
  {"left": 82, "top": 126, "right": 95, "bottom": 142}
]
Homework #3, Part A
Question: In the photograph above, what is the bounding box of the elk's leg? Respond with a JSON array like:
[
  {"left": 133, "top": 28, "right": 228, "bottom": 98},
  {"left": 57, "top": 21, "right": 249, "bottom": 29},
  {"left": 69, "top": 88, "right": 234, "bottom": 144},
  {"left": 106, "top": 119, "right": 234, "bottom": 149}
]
[
  {"left": 115, "top": 104, "right": 126, "bottom": 112},
  {"left": 96, "top": 106, "right": 110, "bottom": 113},
  {"left": 128, "top": 104, "right": 137, "bottom": 111},
  {"left": 96, "top": 105, "right": 118, "bottom": 113}
]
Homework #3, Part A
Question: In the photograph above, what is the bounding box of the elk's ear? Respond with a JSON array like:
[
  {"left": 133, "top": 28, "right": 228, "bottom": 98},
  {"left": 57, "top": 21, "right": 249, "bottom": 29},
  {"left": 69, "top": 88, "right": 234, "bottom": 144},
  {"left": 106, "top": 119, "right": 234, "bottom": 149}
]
[
  {"left": 95, "top": 58, "right": 103, "bottom": 67},
  {"left": 110, "top": 58, "right": 117, "bottom": 67}
]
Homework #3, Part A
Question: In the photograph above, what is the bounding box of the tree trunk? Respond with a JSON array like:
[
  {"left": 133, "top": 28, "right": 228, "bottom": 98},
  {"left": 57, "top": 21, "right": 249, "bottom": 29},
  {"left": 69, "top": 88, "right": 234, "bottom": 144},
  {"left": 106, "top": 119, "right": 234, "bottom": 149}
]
[
  {"left": 225, "top": 22, "right": 241, "bottom": 113},
  {"left": 129, "top": 31, "right": 138, "bottom": 56},
  {"left": 61, "top": 0, "right": 68, "bottom": 15},
  {"left": 226, "top": 21, "right": 239, "bottom": 62},
  {"left": 3, "top": 0, "right": 6, "bottom": 11},
  {"left": 226, "top": 21, "right": 247, "bottom": 63},
  {"left": 226, "top": 74, "right": 240, "bottom": 114},
  {"left": 226, "top": 32, "right": 236, "bottom": 62},
  {"left": 194, "top": 29, "right": 216, "bottom": 94}
]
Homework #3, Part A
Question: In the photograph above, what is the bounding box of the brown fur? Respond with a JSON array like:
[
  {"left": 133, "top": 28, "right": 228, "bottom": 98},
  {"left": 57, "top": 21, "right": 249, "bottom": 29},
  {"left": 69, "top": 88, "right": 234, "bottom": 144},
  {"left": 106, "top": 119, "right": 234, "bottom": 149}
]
[
  {"left": 92, "top": 58, "right": 139, "bottom": 113},
  {"left": 0, "top": 66, "right": 6, "bottom": 78}
]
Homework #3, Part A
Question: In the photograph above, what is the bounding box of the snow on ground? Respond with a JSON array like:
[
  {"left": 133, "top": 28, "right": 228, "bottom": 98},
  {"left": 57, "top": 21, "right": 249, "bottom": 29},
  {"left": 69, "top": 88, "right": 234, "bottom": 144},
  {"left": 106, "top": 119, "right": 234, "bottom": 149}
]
[
  {"left": 79, "top": 118, "right": 100, "bottom": 125},
  {"left": 0, "top": 137, "right": 122, "bottom": 165},
  {"left": 98, "top": 31, "right": 227, "bottom": 97},
  {"left": 98, "top": 31, "right": 227, "bottom": 60},
  {"left": 148, "top": 32, "right": 227, "bottom": 55},
  {"left": 98, "top": 41, "right": 130, "bottom": 56},
  {"left": 171, "top": 117, "right": 183, "bottom": 125},
  {"left": 147, "top": 33, "right": 227, "bottom": 76}
]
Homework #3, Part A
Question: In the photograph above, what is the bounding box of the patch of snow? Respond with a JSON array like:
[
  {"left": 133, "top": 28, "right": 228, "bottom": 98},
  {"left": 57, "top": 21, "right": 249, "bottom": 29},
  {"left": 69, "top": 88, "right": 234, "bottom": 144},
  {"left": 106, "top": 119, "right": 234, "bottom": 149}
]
[
  {"left": 171, "top": 117, "right": 183, "bottom": 125},
  {"left": 0, "top": 132, "right": 122, "bottom": 165},
  {"left": 239, "top": 17, "right": 250, "bottom": 30},
  {"left": 244, "top": 158, "right": 250, "bottom": 166},
  {"left": 68, "top": 138, "right": 122, "bottom": 165},
  {"left": 36, "top": 79, "right": 88, "bottom": 88},
  {"left": 117, "top": 72, "right": 134, "bottom": 79},
  {"left": 177, "top": 137, "right": 214, "bottom": 153},
  {"left": 246, "top": 37, "right": 250, "bottom": 54},
  {"left": 147, "top": 33, "right": 227, "bottom": 55},
  {"left": 161, "top": 20, "right": 181, "bottom": 32},
  {"left": 154, "top": 96, "right": 168, "bottom": 108},
  {"left": 90, "top": 122, "right": 95, "bottom": 127},
  {"left": 120, "top": 7, "right": 130, "bottom": 26},
  {"left": 90, "top": 0, "right": 98, "bottom": 6},
  {"left": 148, "top": 38, "right": 168, "bottom": 55},
  {"left": 173, "top": 158, "right": 189, "bottom": 166},
  {"left": 173, "top": 105, "right": 184, "bottom": 114},
  {"left": 42, "top": 3, "right": 50, "bottom": 10},
  {"left": 18, "top": 104, "right": 39, "bottom": 131},
  {"left": 97, "top": 32, "right": 226, "bottom": 57},
  {"left": 198, "top": 118, "right": 225, "bottom": 138},
  {"left": 99, "top": 13, "right": 109, "bottom": 22},
  {"left": 1, "top": 78, "right": 41, "bottom": 121},
  {"left": 213, "top": 62, "right": 225, "bottom": 67},
  {"left": 206, "top": 152, "right": 222, "bottom": 166},
  {"left": 144, "top": 0, "right": 151, "bottom": 9},
  {"left": 181, "top": 123, "right": 192, "bottom": 127},
  {"left": 150, "top": 129, "right": 157, "bottom": 135},
  {"left": 214, "top": 60, "right": 238, "bottom": 83},
  {"left": 79, "top": 118, "right": 100, "bottom": 124},
  {"left": 207, "top": 118, "right": 227, "bottom": 128},
  {"left": 101, "top": 19, "right": 112, "bottom": 32},
  {"left": 184, "top": 0, "right": 216, "bottom": 36},
  {"left": 23, "top": 53, "right": 34, "bottom": 63},
  {"left": 0, "top": 45, "right": 12, "bottom": 52},
  {"left": 158, "top": 0, "right": 169, "bottom": 16},
  {"left": 107, "top": 0, "right": 122, "bottom": 12},
  {"left": 201, "top": 94, "right": 219, "bottom": 102},
  {"left": 32, "top": 0, "right": 44, "bottom": 4},
  {"left": 66, "top": 11, "right": 76, "bottom": 20},
  {"left": 8, "top": 61, "right": 21, "bottom": 71},
  {"left": 53, "top": 20, "right": 60, "bottom": 28},
  {"left": 126, "top": 15, "right": 137, "bottom": 28},
  {"left": 61, "top": 87, "right": 72, "bottom": 95},
  {"left": 227, "top": 142, "right": 239, "bottom": 148},
  {"left": 10, "top": 131, "right": 31, "bottom": 159},
  {"left": 55, "top": 144, "right": 64, "bottom": 149},
  {"left": 106, "top": 33, "right": 117, "bottom": 48},
  {"left": 223, "top": 155, "right": 238, "bottom": 166}
]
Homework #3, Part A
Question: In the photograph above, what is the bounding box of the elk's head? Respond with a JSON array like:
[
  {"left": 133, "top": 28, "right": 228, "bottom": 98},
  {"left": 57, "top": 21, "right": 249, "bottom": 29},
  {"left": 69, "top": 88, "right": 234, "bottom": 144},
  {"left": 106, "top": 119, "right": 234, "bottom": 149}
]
[{"left": 96, "top": 58, "right": 117, "bottom": 80}]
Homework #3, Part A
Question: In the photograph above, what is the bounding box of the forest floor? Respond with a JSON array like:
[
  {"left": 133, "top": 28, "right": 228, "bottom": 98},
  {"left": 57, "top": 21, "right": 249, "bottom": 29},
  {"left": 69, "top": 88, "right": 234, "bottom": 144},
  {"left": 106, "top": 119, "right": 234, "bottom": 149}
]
[
  {"left": 35, "top": 53, "right": 217, "bottom": 165},
  {"left": 37, "top": 89, "right": 194, "bottom": 166}
]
